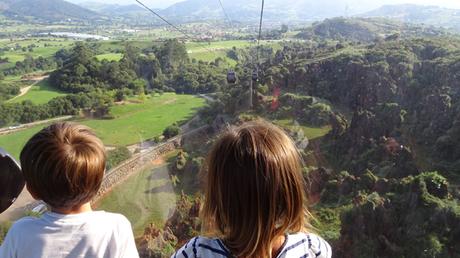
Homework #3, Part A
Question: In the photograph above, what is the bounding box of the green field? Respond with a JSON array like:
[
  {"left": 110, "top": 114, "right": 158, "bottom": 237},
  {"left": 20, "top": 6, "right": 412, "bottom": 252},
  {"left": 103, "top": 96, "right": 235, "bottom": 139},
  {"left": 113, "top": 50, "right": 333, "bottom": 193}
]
[
  {"left": 186, "top": 40, "right": 256, "bottom": 65},
  {"left": 0, "top": 38, "right": 262, "bottom": 71},
  {"left": 95, "top": 53, "right": 124, "bottom": 62},
  {"left": 274, "top": 119, "right": 331, "bottom": 140},
  {"left": 96, "top": 157, "right": 178, "bottom": 235},
  {"left": 80, "top": 94, "right": 205, "bottom": 146},
  {"left": 186, "top": 40, "right": 255, "bottom": 51},
  {"left": 0, "top": 93, "right": 205, "bottom": 159},
  {"left": 96, "top": 40, "right": 154, "bottom": 53},
  {"left": 0, "top": 124, "right": 51, "bottom": 160},
  {"left": 188, "top": 50, "right": 236, "bottom": 65},
  {"left": 186, "top": 40, "right": 281, "bottom": 64},
  {"left": 0, "top": 38, "right": 75, "bottom": 64},
  {"left": 9, "top": 79, "right": 66, "bottom": 104}
]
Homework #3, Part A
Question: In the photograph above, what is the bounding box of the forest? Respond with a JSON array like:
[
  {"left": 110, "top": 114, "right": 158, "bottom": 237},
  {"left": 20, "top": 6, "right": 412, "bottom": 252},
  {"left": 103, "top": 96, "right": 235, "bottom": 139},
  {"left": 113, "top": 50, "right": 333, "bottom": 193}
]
[{"left": 136, "top": 35, "right": 460, "bottom": 257}]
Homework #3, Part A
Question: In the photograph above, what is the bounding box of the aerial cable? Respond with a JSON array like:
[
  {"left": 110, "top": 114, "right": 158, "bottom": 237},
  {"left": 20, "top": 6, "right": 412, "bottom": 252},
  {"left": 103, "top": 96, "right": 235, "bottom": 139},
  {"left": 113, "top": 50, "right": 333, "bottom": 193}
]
[
  {"left": 256, "top": 0, "right": 265, "bottom": 66},
  {"left": 217, "top": 0, "right": 233, "bottom": 28},
  {"left": 136, "top": 0, "right": 236, "bottom": 85},
  {"left": 248, "top": 0, "right": 265, "bottom": 109},
  {"left": 134, "top": 0, "right": 214, "bottom": 52},
  {"left": 135, "top": 0, "right": 192, "bottom": 40}
]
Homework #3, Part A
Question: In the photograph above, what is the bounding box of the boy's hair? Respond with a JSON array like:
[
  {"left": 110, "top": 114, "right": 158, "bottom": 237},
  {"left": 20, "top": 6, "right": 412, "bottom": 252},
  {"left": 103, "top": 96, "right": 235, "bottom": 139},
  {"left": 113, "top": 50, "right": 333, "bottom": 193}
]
[
  {"left": 20, "top": 122, "right": 106, "bottom": 209},
  {"left": 202, "top": 120, "right": 310, "bottom": 258}
]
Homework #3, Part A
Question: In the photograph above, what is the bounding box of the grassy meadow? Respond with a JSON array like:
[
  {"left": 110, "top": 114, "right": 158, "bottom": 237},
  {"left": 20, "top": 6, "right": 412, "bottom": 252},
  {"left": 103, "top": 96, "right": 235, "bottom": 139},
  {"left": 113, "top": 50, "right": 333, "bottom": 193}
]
[
  {"left": 96, "top": 151, "right": 179, "bottom": 235},
  {"left": 80, "top": 93, "right": 205, "bottom": 146},
  {"left": 95, "top": 53, "right": 124, "bottom": 62},
  {"left": 9, "top": 79, "right": 66, "bottom": 104},
  {"left": 0, "top": 93, "right": 205, "bottom": 159},
  {"left": 274, "top": 119, "right": 331, "bottom": 140}
]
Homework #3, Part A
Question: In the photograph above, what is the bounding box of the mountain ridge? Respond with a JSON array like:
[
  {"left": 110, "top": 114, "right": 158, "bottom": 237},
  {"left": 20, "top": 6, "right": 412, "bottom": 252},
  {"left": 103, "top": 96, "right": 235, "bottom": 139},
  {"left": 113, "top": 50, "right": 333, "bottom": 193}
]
[
  {"left": 360, "top": 4, "right": 460, "bottom": 31},
  {"left": 0, "top": 0, "right": 103, "bottom": 22}
]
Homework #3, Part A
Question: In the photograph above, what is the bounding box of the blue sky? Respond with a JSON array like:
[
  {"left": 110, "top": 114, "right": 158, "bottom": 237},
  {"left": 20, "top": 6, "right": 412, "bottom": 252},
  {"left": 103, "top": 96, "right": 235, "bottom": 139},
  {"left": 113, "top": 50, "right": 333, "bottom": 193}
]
[{"left": 67, "top": 0, "right": 460, "bottom": 9}]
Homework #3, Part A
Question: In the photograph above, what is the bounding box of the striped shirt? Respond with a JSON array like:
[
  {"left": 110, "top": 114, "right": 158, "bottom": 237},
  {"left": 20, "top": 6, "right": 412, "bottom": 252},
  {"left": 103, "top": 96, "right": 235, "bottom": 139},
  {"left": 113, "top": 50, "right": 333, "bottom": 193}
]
[{"left": 171, "top": 232, "right": 331, "bottom": 258}]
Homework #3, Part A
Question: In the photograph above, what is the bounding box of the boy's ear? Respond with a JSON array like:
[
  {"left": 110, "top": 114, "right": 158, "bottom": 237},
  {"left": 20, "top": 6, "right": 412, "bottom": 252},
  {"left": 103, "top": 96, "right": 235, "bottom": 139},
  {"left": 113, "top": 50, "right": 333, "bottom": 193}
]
[{"left": 26, "top": 184, "right": 40, "bottom": 200}]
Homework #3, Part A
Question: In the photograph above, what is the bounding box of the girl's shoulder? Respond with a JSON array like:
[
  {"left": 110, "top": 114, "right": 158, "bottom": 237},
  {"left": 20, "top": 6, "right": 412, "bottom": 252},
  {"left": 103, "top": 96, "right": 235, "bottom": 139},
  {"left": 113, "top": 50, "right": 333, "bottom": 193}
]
[
  {"left": 277, "top": 232, "right": 332, "bottom": 258},
  {"left": 171, "top": 236, "right": 231, "bottom": 258},
  {"left": 171, "top": 233, "right": 332, "bottom": 258}
]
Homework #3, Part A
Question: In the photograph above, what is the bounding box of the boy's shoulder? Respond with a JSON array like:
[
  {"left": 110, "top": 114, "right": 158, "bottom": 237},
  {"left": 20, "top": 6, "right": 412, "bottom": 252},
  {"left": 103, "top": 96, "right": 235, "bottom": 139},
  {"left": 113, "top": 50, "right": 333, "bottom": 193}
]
[
  {"left": 84, "top": 211, "right": 131, "bottom": 223},
  {"left": 7, "top": 216, "right": 40, "bottom": 236},
  {"left": 10, "top": 211, "right": 131, "bottom": 233}
]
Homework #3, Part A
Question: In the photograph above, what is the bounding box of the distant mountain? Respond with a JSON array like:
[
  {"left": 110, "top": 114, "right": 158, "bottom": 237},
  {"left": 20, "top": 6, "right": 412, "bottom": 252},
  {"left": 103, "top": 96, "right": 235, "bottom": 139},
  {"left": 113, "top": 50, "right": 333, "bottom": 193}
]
[
  {"left": 361, "top": 4, "right": 460, "bottom": 31},
  {"left": 296, "top": 17, "right": 449, "bottom": 42},
  {"left": 159, "top": 0, "right": 376, "bottom": 22},
  {"left": 80, "top": 2, "right": 145, "bottom": 15},
  {"left": 79, "top": 1, "right": 164, "bottom": 24},
  {"left": 0, "top": 0, "right": 102, "bottom": 22}
]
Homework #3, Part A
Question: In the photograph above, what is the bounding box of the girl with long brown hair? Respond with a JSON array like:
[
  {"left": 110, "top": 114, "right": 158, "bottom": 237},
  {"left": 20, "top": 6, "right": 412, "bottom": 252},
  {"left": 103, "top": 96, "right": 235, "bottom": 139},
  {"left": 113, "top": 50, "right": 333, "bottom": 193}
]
[{"left": 172, "top": 120, "right": 331, "bottom": 258}]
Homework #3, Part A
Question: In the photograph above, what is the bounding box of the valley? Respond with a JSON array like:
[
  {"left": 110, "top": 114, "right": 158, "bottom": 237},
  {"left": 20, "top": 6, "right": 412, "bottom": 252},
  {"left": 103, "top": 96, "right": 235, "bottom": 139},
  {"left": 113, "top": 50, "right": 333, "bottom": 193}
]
[{"left": 1, "top": 0, "right": 460, "bottom": 257}]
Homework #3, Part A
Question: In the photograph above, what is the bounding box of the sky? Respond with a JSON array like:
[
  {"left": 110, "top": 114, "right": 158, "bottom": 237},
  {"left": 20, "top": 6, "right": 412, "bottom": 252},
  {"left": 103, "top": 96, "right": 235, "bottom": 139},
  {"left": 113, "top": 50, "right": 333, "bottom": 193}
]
[
  {"left": 67, "top": 0, "right": 186, "bottom": 9},
  {"left": 67, "top": 0, "right": 460, "bottom": 10}
]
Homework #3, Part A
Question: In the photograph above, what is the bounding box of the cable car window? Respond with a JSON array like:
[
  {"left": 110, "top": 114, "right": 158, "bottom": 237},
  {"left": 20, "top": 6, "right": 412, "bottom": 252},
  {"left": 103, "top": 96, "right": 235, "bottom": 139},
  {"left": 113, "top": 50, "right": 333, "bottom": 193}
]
[{"left": 0, "top": 0, "right": 459, "bottom": 257}]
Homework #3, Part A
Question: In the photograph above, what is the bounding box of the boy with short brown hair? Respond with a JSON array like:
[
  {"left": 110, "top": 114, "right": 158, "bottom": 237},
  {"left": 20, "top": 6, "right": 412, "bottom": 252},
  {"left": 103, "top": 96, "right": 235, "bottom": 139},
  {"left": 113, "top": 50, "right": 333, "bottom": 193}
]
[{"left": 0, "top": 122, "right": 139, "bottom": 258}]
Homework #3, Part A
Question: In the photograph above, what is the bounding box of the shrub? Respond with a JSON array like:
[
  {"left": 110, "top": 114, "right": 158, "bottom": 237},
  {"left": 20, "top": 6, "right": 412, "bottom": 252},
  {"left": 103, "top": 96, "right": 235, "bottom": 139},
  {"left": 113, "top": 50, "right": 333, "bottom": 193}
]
[
  {"left": 106, "top": 146, "right": 132, "bottom": 170},
  {"left": 163, "top": 125, "right": 180, "bottom": 139}
]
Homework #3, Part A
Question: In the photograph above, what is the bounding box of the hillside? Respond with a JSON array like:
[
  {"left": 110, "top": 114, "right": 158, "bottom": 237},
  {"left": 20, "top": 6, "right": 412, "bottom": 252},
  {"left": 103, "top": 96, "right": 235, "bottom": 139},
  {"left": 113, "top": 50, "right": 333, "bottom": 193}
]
[
  {"left": 195, "top": 36, "right": 460, "bottom": 257},
  {"left": 361, "top": 4, "right": 460, "bottom": 31},
  {"left": 159, "top": 0, "right": 375, "bottom": 22},
  {"left": 296, "top": 17, "right": 448, "bottom": 42},
  {"left": 134, "top": 35, "right": 460, "bottom": 255},
  {"left": 0, "top": 0, "right": 103, "bottom": 22},
  {"left": 80, "top": 2, "right": 147, "bottom": 17}
]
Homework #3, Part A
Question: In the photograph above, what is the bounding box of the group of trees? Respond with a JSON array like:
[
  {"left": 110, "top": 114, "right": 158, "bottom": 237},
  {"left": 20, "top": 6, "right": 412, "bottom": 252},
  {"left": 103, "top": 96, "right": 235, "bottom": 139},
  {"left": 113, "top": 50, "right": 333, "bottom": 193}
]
[
  {"left": 1, "top": 39, "right": 228, "bottom": 126},
  {"left": 0, "top": 91, "right": 112, "bottom": 126},
  {"left": 2, "top": 56, "right": 56, "bottom": 76},
  {"left": 196, "top": 32, "right": 460, "bottom": 257},
  {"left": 49, "top": 40, "right": 226, "bottom": 96},
  {"left": 269, "top": 38, "right": 460, "bottom": 256},
  {"left": 0, "top": 83, "right": 20, "bottom": 103}
]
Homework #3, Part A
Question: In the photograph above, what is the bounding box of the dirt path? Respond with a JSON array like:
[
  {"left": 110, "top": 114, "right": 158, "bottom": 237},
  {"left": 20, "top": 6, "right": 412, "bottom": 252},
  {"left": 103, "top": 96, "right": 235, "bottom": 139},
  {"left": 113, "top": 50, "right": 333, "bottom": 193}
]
[
  {"left": 8, "top": 75, "right": 49, "bottom": 102},
  {"left": 16, "top": 86, "right": 32, "bottom": 98}
]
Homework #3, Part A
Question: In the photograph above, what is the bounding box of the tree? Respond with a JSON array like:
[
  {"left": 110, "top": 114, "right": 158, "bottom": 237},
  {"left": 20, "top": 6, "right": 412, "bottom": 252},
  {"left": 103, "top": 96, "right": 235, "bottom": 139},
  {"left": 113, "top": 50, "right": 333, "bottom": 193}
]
[
  {"left": 106, "top": 146, "right": 132, "bottom": 170},
  {"left": 115, "top": 90, "right": 126, "bottom": 102},
  {"left": 175, "top": 150, "right": 188, "bottom": 171},
  {"left": 130, "top": 79, "right": 146, "bottom": 95},
  {"left": 156, "top": 39, "right": 189, "bottom": 72},
  {"left": 281, "top": 24, "right": 289, "bottom": 33},
  {"left": 163, "top": 125, "right": 180, "bottom": 139}
]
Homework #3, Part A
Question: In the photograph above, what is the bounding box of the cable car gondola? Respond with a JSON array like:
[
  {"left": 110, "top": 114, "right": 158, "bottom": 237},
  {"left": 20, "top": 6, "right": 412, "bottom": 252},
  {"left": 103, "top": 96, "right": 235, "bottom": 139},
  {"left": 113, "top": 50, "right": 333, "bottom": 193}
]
[
  {"left": 252, "top": 69, "right": 258, "bottom": 82},
  {"left": 227, "top": 70, "right": 237, "bottom": 84}
]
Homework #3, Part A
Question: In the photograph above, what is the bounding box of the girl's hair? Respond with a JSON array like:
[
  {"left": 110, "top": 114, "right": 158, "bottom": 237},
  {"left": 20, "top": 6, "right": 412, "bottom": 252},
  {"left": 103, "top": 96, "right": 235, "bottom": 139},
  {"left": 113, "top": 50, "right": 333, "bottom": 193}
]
[{"left": 202, "top": 120, "right": 310, "bottom": 258}]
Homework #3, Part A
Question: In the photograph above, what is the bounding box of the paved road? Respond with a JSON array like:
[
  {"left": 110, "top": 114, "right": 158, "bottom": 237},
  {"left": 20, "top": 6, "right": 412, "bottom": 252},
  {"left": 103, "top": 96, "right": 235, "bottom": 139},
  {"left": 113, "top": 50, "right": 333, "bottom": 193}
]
[{"left": 0, "top": 116, "right": 74, "bottom": 136}]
